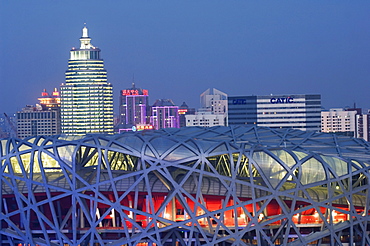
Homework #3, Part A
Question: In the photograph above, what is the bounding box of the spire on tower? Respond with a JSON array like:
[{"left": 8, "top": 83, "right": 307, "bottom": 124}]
[
  {"left": 82, "top": 24, "right": 89, "bottom": 38},
  {"left": 79, "top": 23, "right": 95, "bottom": 49}
]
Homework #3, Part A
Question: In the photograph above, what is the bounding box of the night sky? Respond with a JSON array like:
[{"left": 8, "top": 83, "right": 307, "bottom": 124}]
[{"left": 1, "top": 1, "right": 370, "bottom": 116}]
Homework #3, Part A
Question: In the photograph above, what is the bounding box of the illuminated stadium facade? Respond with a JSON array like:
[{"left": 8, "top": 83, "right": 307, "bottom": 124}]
[{"left": 1, "top": 126, "right": 370, "bottom": 245}]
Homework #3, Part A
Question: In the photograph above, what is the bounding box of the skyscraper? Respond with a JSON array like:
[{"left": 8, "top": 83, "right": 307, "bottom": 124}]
[
  {"left": 60, "top": 25, "right": 113, "bottom": 135},
  {"left": 119, "top": 83, "right": 149, "bottom": 127}
]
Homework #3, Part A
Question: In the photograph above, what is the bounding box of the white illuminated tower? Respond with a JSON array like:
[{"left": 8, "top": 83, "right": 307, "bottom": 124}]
[{"left": 60, "top": 25, "right": 114, "bottom": 135}]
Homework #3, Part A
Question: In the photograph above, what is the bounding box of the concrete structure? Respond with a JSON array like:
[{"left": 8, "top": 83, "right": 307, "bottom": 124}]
[
  {"left": 200, "top": 88, "right": 228, "bottom": 115},
  {"left": 119, "top": 83, "right": 150, "bottom": 127},
  {"left": 355, "top": 110, "right": 370, "bottom": 142},
  {"left": 60, "top": 25, "right": 113, "bottom": 135},
  {"left": 189, "top": 88, "right": 228, "bottom": 127},
  {"left": 228, "top": 94, "right": 321, "bottom": 131},
  {"left": 1, "top": 126, "right": 370, "bottom": 245},
  {"left": 321, "top": 108, "right": 357, "bottom": 137},
  {"left": 321, "top": 108, "right": 370, "bottom": 141},
  {"left": 185, "top": 109, "right": 226, "bottom": 127},
  {"left": 16, "top": 89, "right": 61, "bottom": 138},
  {"left": 150, "top": 99, "right": 179, "bottom": 130}
]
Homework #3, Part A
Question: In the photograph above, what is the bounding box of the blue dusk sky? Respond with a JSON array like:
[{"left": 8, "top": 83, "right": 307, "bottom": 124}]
[{"left": 1, "top": 1, "right": 370, "bottom": 115}]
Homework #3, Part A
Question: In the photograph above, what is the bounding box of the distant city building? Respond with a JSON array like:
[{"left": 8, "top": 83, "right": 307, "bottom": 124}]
[
  {"left": 360, "top": 110, "right": 370, "bottom": 142},
  {"left": 321, "top": 107, "right": 370, "bottom": 141},
  {"left": 228, "top": 94, "right": 321, "bottom": 131},
  {"left": 200, "top": 88, "right": 228, "bottom": 115},
  {"left": 189, "top": 88, "right": 228, "bottom": 127},
  {"left": 185, "top": 109, "right": 225, "bottom": 127},
  {"left": 321, "top": 108, "right": 357, "bottom": 137},
  {"left": 0, "top": 115, "right": 9, "bottom": 138},
  {"left": 60, "top": 25, "right": 114, "bottom": 135},
  {"left": 357, "top": 110, "right": 370, "bottom": 141},
  {"left": 16, "top": 89, "right": 61, "bottom": 139},
  {"left": 178, "top": 102, "right": 195, "bottom": 127},
  {"left": 150, "top": 99, "right": 179, "bottom": 130},
  {"left": 0, "top": 114, "right": 16, "bottom": 138},
  {"left": 38, "top": 88, "right": 61, "bottom": 109},
  {"left": 119, "top": 83, "right": 150, "bottom": 127}
]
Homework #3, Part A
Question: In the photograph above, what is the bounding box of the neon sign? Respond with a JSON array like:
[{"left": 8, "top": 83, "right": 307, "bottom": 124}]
[
  {"left": 122, "top": 89, "right": 149, "bottom": 96},
  {"left": 133, "top": 124, "right": 154, "bottom": 131},
  {"left": 178, "top": 109, "right": 188, "bottom": 114}
]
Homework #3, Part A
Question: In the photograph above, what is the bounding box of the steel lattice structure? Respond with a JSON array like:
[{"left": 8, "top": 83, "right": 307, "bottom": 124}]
[{"left": 1, "top": 126, "right": 370, "bottom": 246}]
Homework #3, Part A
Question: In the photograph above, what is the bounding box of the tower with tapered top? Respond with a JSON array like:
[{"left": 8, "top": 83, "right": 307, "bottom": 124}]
[{"left": 60, "top": 25, "right": 114, "bottom": 135}]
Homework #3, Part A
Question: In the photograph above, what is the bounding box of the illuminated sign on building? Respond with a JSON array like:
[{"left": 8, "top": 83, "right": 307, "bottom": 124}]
[
  {"left": 232, "top": 99, "right": 247, "bottom": 105},
  {"left": 270, "top": 97, "right": 294, "bottom": 104},
  {"left": 178, "top": 109, "right": 188, "bottom": 115},
  {"left": 122, "top": 89, "right": 149, "bottom": 96},
  {"left": 133, "top": 124, "right": 154, "bottom": 131}
]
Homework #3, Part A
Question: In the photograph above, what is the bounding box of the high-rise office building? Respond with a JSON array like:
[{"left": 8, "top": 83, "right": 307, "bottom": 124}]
[
  {"left": 16, "top": 89, "right": 61, "bottom": 138},
  {"left": 228, "top": 94, "right": 321, "bottom": 131},
  {"left": 60, "top": 25, "right": 113, "bottom": 135},
  {"left": 150, "top": 99, "right": 179, "bottom": 130},
  {"left": 119, "top": 83, "right": 149, "bottom": 127}
]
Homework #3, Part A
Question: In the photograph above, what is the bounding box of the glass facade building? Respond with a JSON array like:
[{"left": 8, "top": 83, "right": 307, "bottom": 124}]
[
  {"left": 228, "top": 95, "right": 258, "bottom": 125},
  {"left": 228, "top": 94, "right": 321, "bottom": 131},
  {"left": 60, "top": 26, "right": 113, "bottom": 135}
]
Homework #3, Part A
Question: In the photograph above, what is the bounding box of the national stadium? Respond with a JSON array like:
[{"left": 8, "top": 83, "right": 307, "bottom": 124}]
[{"left": 1, "top": 126, "right": 370, "bottom": 245}]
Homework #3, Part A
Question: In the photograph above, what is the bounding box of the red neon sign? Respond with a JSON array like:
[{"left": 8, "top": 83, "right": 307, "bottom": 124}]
[
  {"left": 122, "top": 89, "right": 149, "bottom": 96},
  {"left": 122, "top": 90, "right": 139, "bottom": 96},
  {"left": 178, "top": 109, "right": 188, "bottom": 114}
]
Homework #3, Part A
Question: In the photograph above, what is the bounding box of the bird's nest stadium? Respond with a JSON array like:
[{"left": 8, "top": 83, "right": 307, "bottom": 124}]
[{"left": 1, "top": 126, "right": 370, "bottom": 246}]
